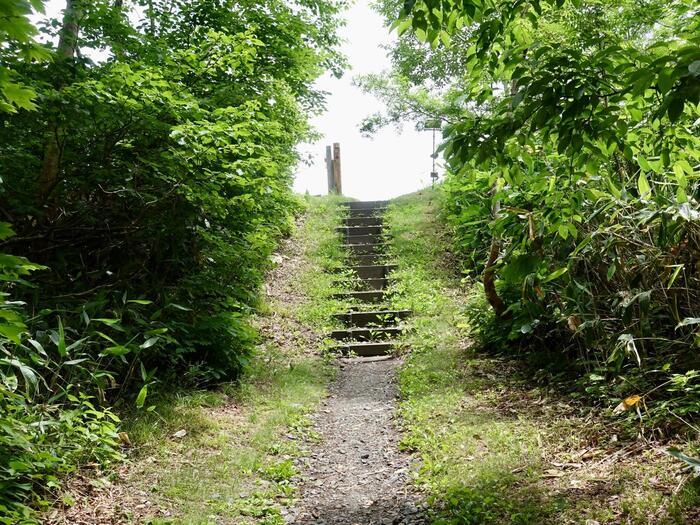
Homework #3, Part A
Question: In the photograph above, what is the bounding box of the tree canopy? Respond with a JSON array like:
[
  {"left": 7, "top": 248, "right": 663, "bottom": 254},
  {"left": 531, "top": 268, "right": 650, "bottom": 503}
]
[{"left": 363, "top": 0, "right": 700, "bottom": 432}]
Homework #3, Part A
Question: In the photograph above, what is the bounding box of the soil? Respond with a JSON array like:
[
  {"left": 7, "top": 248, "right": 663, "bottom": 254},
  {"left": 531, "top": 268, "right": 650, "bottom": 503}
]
[{"left": 284, "top": 357, "right": 427, "bottom": 525}]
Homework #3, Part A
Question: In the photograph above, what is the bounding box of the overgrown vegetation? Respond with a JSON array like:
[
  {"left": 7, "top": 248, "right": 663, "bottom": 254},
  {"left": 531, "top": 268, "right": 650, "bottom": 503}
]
[
  {"left": 46, "top": 195, "right": 346, "bottom": 523},
  {"left": 0, "top": 2, "right": 344, "bottom": 521},
  {"left": 364, "top": 0, "right": 700, "bottom": 437},
  {"left": 387, "top": 189, "right": 700, "bottom": 524}
]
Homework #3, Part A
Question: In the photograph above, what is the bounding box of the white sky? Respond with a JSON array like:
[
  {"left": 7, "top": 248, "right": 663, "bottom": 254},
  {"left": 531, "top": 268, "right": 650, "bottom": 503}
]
[
  {"left": 38, "top": 1, "right": 436, "bottom": 200},
  {"left": 293, "top": 1, "right": 435, "bottom": 199}
]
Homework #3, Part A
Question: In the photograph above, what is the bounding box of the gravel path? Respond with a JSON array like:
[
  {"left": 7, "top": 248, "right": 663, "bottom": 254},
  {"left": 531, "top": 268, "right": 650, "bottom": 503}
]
[{"left": 285, "top": 357, "right": 427, "bottom": 525}]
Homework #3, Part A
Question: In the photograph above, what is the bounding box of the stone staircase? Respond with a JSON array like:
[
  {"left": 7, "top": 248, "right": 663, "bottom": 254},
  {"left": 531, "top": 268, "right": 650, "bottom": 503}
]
[{"left": 330, "top": 200, "right": 409, "bottom": 357}]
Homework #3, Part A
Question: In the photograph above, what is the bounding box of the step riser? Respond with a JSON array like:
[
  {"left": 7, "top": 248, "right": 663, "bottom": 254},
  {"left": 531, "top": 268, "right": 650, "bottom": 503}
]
[
  {"left": 333, "top": 291, "right": 384, "bottom": 303},
  {"left": 350, "top": 265, "right": 397, "bottom": 279},
  {"left": 345, "top": 235, "right": 384, "bottom": 245},
  {"left": 330, "top": 266, "right": 394, "bottom": 278},
  {"left": 348, "top": 255, "right": 383, "bottom": 266},
  {"left": 333, "top": 310, "right": 410, "bottom": 327},
  {"left": 337, "top": 226, "right": 383, "bottom": 236},
  {"left": 347, "top": 208, "right": 387, "bottom": 218},
  {"left": 342, "top": 243, "right": 386, "bottom": 255},
  {"left": 334, "top": 277, "right": 389, "bottom": 291},
  {"left": 344, "top": 217, "right": 383, "bottom": 227},
  {"left": 342, "top": 201, "right": 389, "bottom": 210},
  {"left": 335, "top": 343, "right": 395, "bottom": 357},
  {"left": 330, "top": 328, "right": 403, "bottom": 341}
]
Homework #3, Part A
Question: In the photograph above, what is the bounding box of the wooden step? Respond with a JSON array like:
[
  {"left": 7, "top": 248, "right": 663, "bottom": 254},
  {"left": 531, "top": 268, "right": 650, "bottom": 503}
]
[
  {"left": 333, "top": 290, "right": 384, "bottom": 303},
  {"left": 347, "top": 254, "right": 384, "bottom": 266},
  {"left": 337, "top": 225, "right": 383, "bottom": 236},
  {"left": 344, "top": 217, "right": 383, "bottom": 227},
  {"left": 342, "top": 243, "right": 387, "bottom": 254},
  {"left": 349, "top": 264, "right": 397, "bottom": 279},
  {"left": 334, "top": 341, "right": 396, "bottom": 357},
  {"left": 342, "top": 200, "right": 389, "bottom": 210},
  {"left": 347, "top": 208, "right": 388, "bottom": 218},
  {"left": 345, "top": 234, "right": 384, "bottom": 245},
  {"left": 334, "top": 277, "right": 390, "bottom": 291},
  {"left": 333, "top": 309, "right": 410, "bottom": 327},
  {"left": 330, "top": 327, "right": 403, "bottom": 341}
]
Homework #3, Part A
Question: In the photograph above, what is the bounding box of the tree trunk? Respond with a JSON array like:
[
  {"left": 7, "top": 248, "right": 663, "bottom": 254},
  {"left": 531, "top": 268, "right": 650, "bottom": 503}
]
[
  {"left": 481, "top": 79, "right": 519, "bottom": 318},
  {"left": 482, "top": 201, "right": 506, "bottom": 318},
  {"left": 37, "top": 0, "right": 81, "bottom": 203}
]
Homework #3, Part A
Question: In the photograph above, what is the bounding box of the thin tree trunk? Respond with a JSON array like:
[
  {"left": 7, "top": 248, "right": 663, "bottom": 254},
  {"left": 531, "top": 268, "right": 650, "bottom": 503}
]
[
  {"left": 482, "top": 202, "right": 506, "bottom": 318},
  {"left": 37, "top": 0, "right": 81, "bottom": 203},
  {"left": 482, "top": 79, "right": 518, "bottom": 318}
]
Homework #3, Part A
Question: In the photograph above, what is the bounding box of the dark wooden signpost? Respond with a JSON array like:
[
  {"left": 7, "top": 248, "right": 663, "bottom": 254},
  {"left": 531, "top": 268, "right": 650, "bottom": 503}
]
[{"left": 326, "top": 142, "right": 342, "bottom": 194}]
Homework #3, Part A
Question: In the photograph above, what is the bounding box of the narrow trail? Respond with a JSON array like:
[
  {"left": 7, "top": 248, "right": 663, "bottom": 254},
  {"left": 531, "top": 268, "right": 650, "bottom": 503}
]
[
  {"left": 287, "top": 358, "right": 425, "bottom": 524},
  {"left": 286, "top": 200, "right": 427, "bottom": 524}
]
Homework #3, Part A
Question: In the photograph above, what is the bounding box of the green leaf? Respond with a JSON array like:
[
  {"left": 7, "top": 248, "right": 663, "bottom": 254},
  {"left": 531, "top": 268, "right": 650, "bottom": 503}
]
[
  {"left": 544, "top": 267, "right": 568, "bottom": 283},
  {"left": 676, "top": 187, "right": 688, "bottom": 204},
  {"left": 607, "top": 263, "right": 617, "bottom": 280},
  {"left": 668, "top": 97, "right": 684, "bottom": 123},
  {"left": 637, "top": 173, "right": 651, "bottom": 198},
  {"left": 657, "top": 68, "right": 675, "bottom": 94},
  {"left": 57, "top": 317, "right": 67, "bottom": 357},
  {"left": 557, "top": 223, "right": 569, "bottom": 240},
  {"left": 667, "top": 265, "right": 684, "bottom": 288},
  {"left": 1, "top": 358, "right": 38, "bottom": 394},
  {"left": 63, "top": 358, "right": 89, "bottom": 366},
  {"left": 0, "top": 323, "right": 25, "bottom": 344},
  {"left": 102, "top": 345, "right": 131, "bottom": 357},
  {"left": 637, "top": 155, "right": 651, "bottom": 172},
  {"left": 140, "top": 337, "right": 159, "bottom": 349},
  {"left": 135, "top": 384, "right": 148, "bottom": 409},
  {"left": 1, "top": 83, "right": 37, "bottom": 111},
  {"left": 0, "top": 223, "right": 15, "bottom": 240}
]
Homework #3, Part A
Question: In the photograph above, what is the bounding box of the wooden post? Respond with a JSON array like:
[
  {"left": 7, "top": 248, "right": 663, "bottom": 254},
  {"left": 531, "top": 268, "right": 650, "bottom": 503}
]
[
  {"left": 326, "top": 145, "right": 335, "bottom": 194},
  {"left": 332, "top": 142, "right": 342, "bottom": 195}
]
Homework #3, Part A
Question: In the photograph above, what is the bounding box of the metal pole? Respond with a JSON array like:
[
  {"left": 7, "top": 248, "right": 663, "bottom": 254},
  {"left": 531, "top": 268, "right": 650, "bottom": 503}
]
[{"left": 430, "top": 128, "right": 438, "bottom": 186}]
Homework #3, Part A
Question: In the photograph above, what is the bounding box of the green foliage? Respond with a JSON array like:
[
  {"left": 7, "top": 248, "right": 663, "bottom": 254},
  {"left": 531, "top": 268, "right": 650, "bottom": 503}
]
[
  {"left": 0, "top": 0, "right": 50, "bottom": 113},
  {"left": 387, "top": 190, "right": 700, "bottom": 524},
  {"left": 0, "top": 1, "right": 345, "bottom": 520},
  {"left": 0, "top": 224, "right": 122, "bottom": 521},
  {"left": 369, "top": 0, "right": 700, "bottom": 436}
]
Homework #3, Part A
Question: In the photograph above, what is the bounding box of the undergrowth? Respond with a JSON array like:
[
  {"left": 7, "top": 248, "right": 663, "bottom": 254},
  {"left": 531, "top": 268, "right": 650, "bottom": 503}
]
[
  {"left": 45, "top": 195, "right": 346, "bottom": 523},
  {"left": 0, "top": 3, "right": 346, "bottom": 522},
  {"left": 386, "top": 188, "right": 700, "bottom": 525}
]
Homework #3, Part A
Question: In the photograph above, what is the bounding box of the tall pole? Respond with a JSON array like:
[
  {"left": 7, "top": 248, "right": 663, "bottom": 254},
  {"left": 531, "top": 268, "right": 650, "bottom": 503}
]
[
  {"left": 332, "top": 143, "right": 342, "bottom": 195},
  {"left": 430, "top": 127, "right": 438, "bottom": 186},
  {"left": 326, "top": 145, "right": 335, "bottom": 193}
]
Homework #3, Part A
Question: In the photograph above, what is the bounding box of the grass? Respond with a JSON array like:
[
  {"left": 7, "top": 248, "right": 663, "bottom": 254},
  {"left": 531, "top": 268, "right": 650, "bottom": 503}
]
[
  {"left": 55, "top": 195, "right": 349, "bottom": 524},
  {"left": 130, "top": 358, "right": 328, "bottom": 525},
  {"left": 385, "top": 187, "right": 700, "bottom": 525}
]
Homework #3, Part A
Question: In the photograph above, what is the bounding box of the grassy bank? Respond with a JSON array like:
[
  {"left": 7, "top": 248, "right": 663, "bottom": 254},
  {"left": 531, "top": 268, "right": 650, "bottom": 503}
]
[
  {"left": 385, "top": 188, "right": 700, "bottom": 525},
  {"left": 48, "top": 196, "right": 346, "bottom": 524}
]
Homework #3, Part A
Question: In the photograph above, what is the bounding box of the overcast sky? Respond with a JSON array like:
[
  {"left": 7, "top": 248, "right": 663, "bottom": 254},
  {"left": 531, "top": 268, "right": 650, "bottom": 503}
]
[
  {"left": 38, "top": 1, "right": 436, "bottom": 200},
  {"left": 293, "top": 2, "right": 436, "bottom": 200}
]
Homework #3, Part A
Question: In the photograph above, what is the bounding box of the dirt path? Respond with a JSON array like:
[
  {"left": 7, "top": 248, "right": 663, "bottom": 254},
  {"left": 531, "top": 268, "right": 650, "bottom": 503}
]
[{"left": 285, "top": 357, "right": 426, "bottom": 525}]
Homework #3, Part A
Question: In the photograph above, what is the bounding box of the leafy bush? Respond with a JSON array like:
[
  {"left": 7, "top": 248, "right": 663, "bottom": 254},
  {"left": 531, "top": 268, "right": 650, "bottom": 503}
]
[
  {"left": 0, "top": 0, "right": 344, "bottom": 519},
  {"left": 366, "top": 0, "right": 700, "bottom": 431}
]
